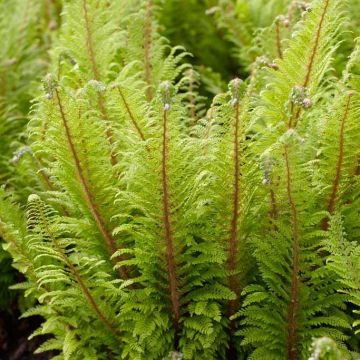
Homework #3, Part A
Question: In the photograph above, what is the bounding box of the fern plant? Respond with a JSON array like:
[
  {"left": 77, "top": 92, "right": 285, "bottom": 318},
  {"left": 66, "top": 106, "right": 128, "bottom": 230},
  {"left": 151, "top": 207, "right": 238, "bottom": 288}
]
[
  {"left": 0, "top": 0, "right": 359, "bottom": 359},
  {"left": 0, "top": 0, "right": 61, "bottom": 312}
]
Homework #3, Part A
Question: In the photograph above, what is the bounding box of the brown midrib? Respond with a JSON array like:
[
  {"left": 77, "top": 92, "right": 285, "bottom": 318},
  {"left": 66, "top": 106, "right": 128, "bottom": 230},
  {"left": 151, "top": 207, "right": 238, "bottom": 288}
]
[
  {"left": 228, "top": 102, "right": 241, "bottom": 318},
  {"left": 283, "top": 3, "right": 332, "bottom": 357},
  {"left": 322, "top": 93, "right": 352, "bottom": 229},
  {"left": 161, "top": 109, "right": 180, "bottom": 343},
  {"left": 118, "top": 87, "right": 146, "bottom": 143},
  {"left": 284, "top": 145, "right": 300, "bottom": 360},
  {"left": 188, "top": 71, "right": 197, "bottom": 124},
  {"left": 269, "top": 187, "right": 278, "bottom": 220},
  {"left": 82, "top": 0, "right": 117, "bottom": 165},
  {"left": 276, "top": 22, "right": 283, "bottom": 59},
  {"left": 82, "top": 0, "right": 100, "bottom": 81},
  {"left": 144, "top": 0, "right": 153, "bottom": 101},
  {"left": 289, "top": 0, "right": 331, "bottom": 128},
  {"left": 303, "top": 0, "right": 331, "bottom": 88},
  {"left": 54, "top": 89, "right": 128, "bottom": 280}
]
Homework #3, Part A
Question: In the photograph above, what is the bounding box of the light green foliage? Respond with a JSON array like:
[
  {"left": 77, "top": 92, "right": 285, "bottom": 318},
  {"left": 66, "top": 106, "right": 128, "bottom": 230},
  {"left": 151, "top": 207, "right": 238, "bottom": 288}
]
[
  {"left": 0, "top": 0, "right": 61, "bottom": 311},
  {"left": 0, "top": 0, "right": 359, "bottom": 359},
  {"left": 325, "top": 215, "right": 360, "bottom": 336}
]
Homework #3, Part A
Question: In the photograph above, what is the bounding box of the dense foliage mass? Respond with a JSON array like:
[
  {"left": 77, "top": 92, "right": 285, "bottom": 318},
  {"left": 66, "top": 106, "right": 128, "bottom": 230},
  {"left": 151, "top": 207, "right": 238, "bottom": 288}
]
[{"left": 0, "top": 0, "right": 359, "bottom": 359}]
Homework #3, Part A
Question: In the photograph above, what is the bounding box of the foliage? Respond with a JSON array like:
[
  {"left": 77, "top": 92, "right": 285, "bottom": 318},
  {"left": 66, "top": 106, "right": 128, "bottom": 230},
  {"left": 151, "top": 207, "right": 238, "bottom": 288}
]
[
  {"left": 0, "top": 0, "right": 61, "bottom": 311},
  {"left": 0, "top": 0, "right": 359, "bottom": 359}
]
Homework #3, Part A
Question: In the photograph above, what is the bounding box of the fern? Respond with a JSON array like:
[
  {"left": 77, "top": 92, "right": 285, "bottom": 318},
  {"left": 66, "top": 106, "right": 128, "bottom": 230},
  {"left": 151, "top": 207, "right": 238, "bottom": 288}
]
[
  {"left": 0, "top": 0, "right": 360, "bottom": 359},
  {"left": 240, "top": 1, "right": 352, "bottom": 359},
  {"left": 324, "top": 215, "right": 360, "bottom": 336},
  {"left": 115, "top": 81, "right": 233, "bottom": 359}
]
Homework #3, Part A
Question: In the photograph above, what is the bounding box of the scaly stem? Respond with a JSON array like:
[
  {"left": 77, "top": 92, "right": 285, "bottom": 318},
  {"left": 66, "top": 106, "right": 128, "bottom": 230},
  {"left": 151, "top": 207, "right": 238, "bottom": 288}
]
[
  {"left": 228, "top": 101, "right": 241, "bottom": 317},
  {"left": 187, "top": 70, "right": 197, "bottom": 126},
  {"left": 284, "top": 145, "right": 300, "bottom": 360},
  {"left": 276, "top": 22, "right": 283, "bottom": 59},
  {"left": 82, "top": 0, "right": 117, "bottom": 165},
  {"left": 161, "top": 108, "right": 180, "bottom": 347},
  {"left": 282, "top": 1, "right": 332, "bottom": 341},
  {"left": 144, "top": 0, "right": 153, "bottom": 101},
  {"left": 269, "top": 187, "right": 278, "bottom": 220},
  {"left": 303, "top": 0, "right": 330, "bottom": 88},
  {"left": 290, "top": 0, "right": 331, "bottom": 129},
  {"left": 118, "top": 88, "right": 146, "bottom": 142},
  {"left": 322, "top": 93, "right": 353, "bottom": 229},
  {"left": 82, "top": 0, "right": 100, "bottom": 80},
  {"left": 226, "top": 101, "right": 242, "bottom": 360}
]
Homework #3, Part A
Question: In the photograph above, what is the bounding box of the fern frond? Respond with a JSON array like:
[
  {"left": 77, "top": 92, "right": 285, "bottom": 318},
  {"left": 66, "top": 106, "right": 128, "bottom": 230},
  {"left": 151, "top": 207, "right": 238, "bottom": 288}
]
[
  {"left": 30, "top": 76, "right": 129, "bottom": 279},
  {"left": 26, "top": 193, "right": 123, "bottom": 355},
  {"left": 115, "top": 82, "right": 232, "bottom": 359}
]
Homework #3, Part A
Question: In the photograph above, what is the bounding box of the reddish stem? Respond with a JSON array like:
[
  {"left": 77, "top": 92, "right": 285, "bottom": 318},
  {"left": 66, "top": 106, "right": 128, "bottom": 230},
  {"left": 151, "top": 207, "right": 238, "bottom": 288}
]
[
  {"left": 284, "top": 145, "right": 300, "bottom": 360},
  {"left": 161, "top": 109, "right": 180, "bottom": 345},
  {"left": 322, "top": 93, "right": 353, "bottom": 229}
]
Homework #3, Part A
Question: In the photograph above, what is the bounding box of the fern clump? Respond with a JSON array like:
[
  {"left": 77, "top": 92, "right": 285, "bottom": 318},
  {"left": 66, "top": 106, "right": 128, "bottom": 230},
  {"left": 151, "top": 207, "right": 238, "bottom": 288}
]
[{"left": 0, "top": 0, "right": 359, "bottom": 359}]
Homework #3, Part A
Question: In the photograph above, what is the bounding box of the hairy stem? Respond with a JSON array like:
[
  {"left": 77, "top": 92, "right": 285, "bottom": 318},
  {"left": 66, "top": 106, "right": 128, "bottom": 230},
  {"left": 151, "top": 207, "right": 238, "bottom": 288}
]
[
  {"left": 290, "top": 0, "right": 331, "bottom": 129},
  {"left": 82, "top": 0, "right": 117, "bottom": 165},
  {"left": 355, "top": 156, "right": 360, "bottom": 176},
  {"left": 228, "top": 101, "right": 241, "bottom": 318},
  {"left": 269, "top": 187, "right": 278, "bottom": 220},
  {"left": 276, "top": 22, "right": 283, "bottom": 59},
  {"left": 118, "top": 87, "right": 146, "bottom": 142},
  {"left": 322, "top": 93, "right": 353, "bottom": 229},
  {"left": 303, "top": 0, "right": 330, "bottom": 88},
  {"left": 187, "top": 70, "right": 197, "bottom": 126},
  {"left": 284, "top": 145, "right": 300, "bottom": 360},
  {"left": 226, "top": 101, "right": 243, "bottom": 360},
  {"left": 82, "top": 0, "right": 100, "bottom": 80},
  {"left": 161, "top": 108, "right": 180, "bottom": 347},
  {"left": 282, "top": 3, "right": 333, "bottom": 339},
  {"left": 144, "top": 0, "right": 153, "bottom": 101}
]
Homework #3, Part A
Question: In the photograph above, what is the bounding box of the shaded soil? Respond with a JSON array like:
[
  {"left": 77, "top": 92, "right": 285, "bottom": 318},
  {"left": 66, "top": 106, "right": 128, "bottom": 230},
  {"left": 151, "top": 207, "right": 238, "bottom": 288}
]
[{"left": 0, "top": 303, "right": 53, "bottom": 360}]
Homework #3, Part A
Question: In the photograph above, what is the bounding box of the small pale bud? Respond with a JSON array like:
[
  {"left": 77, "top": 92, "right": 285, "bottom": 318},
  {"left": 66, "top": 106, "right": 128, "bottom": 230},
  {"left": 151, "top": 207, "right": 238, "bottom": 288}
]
[
  {"left": 43, "top": 73, "right": 58, "bottom": 100},
  {"left": 290, "top": 86, "right": 312, "bottom": 109},
  {"left": 205, "top": 6, "right": 219, "bottom": 15},
  {"left": 11, "top": 147, "right": 31, "bottom": 164},
  {"left": 229, "top": 78, "right": 245, "bottom": 107},
  {"left": 269, "top": 63, "right": 279, "bottom": 70},
  {"left": 166, "top": 351, "right": 183, "bottom": 360},
  {"left": 302, "top": 98, "right": 312, "bottom": 109},
  {"left": 28, "top": 194, "right": 41, "bottom": 202},
  {"left": 275, "top": 15, "right": 285, "bottom": 24},
  {"left": 48, "top": 20, "right": 57, "bottom": 31},
  {"left": 159, "top": 81, "right": 174, "bottom": 110},
  {"left": 88, "top": 80, "right": 106, "bottom": 93},
  {"left": 257, "top": 56, "right": 270, "bottom": 66}
]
